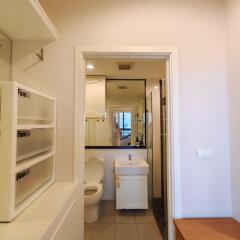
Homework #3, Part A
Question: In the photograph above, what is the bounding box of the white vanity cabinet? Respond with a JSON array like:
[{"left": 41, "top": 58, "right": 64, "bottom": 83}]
[
  {"left": 85, "top": 76, "right": 106, "bottom": 118},
  {"left": 115, "top": 159, "right": 149, "bottom": 209},
  {"left": 116, "top": 175, "right": 148, "bottom": 209}
]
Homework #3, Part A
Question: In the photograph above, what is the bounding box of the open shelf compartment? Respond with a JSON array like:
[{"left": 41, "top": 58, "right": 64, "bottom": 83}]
[
  {"left": 15, "top": 156, "right": 54, "bottom": 207},
  {"left": 17, "top": 128, "right": 54, "bottom": 162},
  {"left": 17, "top": 86, "right": 55, "bottom": 125}
]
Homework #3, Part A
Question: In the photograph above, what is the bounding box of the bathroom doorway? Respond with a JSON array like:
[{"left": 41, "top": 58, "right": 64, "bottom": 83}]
[
  {"left": 74, "top": 46, "right": 180, "bottom": 240},
  {"left": 150, "top": 79, "right": 168, "bottom": 239}
]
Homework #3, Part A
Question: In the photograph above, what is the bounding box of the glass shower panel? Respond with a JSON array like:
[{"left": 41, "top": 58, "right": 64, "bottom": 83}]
[{"left": 146, "top": 93, "right": 153, "bottom": 203}]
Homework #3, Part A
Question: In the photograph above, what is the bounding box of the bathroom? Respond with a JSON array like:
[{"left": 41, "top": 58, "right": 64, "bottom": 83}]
[
  {"left": 1, "top": 1, "right": 239, "bottom": 240},
  {"left": 83, "top": 58, "right": 168, "bottom": 239}
]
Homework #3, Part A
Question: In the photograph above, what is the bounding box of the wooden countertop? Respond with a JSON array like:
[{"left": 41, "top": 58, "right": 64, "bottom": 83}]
[{"left": 174, "top": 218, "right": 240, "bottom": 240}]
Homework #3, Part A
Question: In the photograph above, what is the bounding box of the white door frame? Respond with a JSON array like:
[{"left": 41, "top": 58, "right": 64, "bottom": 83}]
[{"left": 74, "top": 46, "right": 181, "bottom": 240}]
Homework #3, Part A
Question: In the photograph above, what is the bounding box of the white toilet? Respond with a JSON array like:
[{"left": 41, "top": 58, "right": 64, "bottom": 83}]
[{"left": 84, "top": 157, "right": 104, "bottom": 223}]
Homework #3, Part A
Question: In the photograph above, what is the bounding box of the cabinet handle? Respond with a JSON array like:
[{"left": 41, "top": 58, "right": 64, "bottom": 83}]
[
  {"left": 18, "top": 88, "right": 31, "bottom": 98},
  {"left": 17, "top": 130, "right": 31, "bottom": 138},
  {"left": 16, "top": 169, "right": 30, "bottom": 181},
  {"left": 116, "top": 175, "right": 120, "bottom": 188}
]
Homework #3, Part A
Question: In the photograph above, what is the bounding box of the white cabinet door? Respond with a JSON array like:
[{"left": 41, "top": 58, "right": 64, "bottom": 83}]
[
  {"left": 51, "top": 198, "right": 80, "bottom": 240},
  {"left": 116, "top": 175, "right": 148, "bottom": 209},
  {"left": 85, "top": 76, "right": 106, "bottom": 118}
]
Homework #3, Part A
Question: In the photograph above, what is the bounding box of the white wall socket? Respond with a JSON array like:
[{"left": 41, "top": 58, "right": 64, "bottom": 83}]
[{"left": 197, "top": 149, "right": 214, "bottom": 160}]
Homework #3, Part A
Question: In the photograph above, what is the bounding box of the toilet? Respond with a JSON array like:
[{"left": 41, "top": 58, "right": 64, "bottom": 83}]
[{"left": 84, "top": 157, "right": 104, "bottom": 223}]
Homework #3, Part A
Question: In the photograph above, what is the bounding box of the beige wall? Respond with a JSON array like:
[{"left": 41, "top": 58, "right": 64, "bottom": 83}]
[
  {"left": 12, "top": 0, "right": 232, "bottom": 217},
  {"left": 226, "top": 0, "right": 240, "bottom": 222},
  {"left": 0, "top": 34, "right": 11, "bottom": 82}
]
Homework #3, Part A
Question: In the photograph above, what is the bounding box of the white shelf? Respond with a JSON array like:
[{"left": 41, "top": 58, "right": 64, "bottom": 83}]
[
  {"left": 18, "top": 115, "right": 53, "bottom": 122},
  {"left": 0, "top": 0, "right": 58, "bottom": 40},
  {"left": 16, "top": 151, "right": 54, "bottom": 173},
  {"left": 17, "top": 124, "right": 55, "bottom": 130},
  {"left": 17, "top": 146, "right": 52, "bottom": 162},
  {"left": 0, "top": 122, "right": 56, "bottom": 131}
]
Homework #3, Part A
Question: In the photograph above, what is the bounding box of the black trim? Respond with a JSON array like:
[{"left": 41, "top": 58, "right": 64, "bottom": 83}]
[
  {"left": 85, "top": 79, "right": 147, "bottom": 149},
  {"left": 85, "top": 146, "right": 146, "bottom": 149}
]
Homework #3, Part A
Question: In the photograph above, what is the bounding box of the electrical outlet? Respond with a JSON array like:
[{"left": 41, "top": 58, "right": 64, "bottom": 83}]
[{"left": 197, "top": 149, "right": 214, "bottom": 160}]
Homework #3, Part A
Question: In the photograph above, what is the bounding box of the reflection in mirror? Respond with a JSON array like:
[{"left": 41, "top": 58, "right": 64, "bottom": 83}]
[
  {"left": 85, "top": 79, "right": 146, "bottom": 148},
  {"left": 0, "top": 32, "right": 11, "bottom": 81}
]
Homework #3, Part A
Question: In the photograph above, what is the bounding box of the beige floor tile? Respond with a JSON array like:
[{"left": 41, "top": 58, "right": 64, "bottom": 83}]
[
  {"left": 97, "top": 201, "right": 116, "bottom": 223},
  {"left": 137, "top": 224, "right": 162, "bottom": 240},
  {"left": 117, "top": 209, "right": 136, "bottom": 216},
  {"left": 116, "top": 224, "right": 138, "bottom": 240},
  {"left": 92, "top": 224, "right": 116, "bottom": 240},
  {"left": 134, "top": 209, "right": 153, "bottom": 216},
  {"left": 99, "top": 201, "right": 116, "bottom": 217},
  {"left": 116, "top": 215, "right": 136, "bottom": 224},
  {"left": 96, "top": 215, "right": 116, "bottom": 224},
  {"left": 84, "top": 223, "right": 94, "bottom": 240},
  {"left": 135, "top": 215, "right": 156, "bottom": 224}
]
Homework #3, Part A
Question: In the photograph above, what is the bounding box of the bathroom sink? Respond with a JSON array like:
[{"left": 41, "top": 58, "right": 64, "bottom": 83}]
[{"left": 115, "top": 159, "right": 149, "bottom": 175}]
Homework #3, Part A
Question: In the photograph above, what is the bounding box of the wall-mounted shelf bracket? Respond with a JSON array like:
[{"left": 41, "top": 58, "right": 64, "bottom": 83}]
[{"left": 35, "top": 48, "right": 44, "bottom": 61}]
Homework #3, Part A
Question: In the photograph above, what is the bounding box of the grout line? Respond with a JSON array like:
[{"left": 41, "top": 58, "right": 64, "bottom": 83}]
[
  {"left": 115, "top": 214, "right": 117, "bottom": 240},
  {"left": 136, "top": 221, "right": 140, "bottom": 240}
]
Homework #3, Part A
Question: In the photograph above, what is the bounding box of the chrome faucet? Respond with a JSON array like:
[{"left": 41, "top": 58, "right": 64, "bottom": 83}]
[{"left": 128, "top": 154, "right": 132, "bottom": 161}]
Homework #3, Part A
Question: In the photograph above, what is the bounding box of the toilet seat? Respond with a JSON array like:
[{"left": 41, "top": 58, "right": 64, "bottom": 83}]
[
  {"left": 84, "top": 158, "right": 104, "bottom": 203},
  {"left": 84, "top": 182, "right": 103, "bottom": 200},
  {"left": 85, "top": 157, "right": 104, "bottom": 183}
]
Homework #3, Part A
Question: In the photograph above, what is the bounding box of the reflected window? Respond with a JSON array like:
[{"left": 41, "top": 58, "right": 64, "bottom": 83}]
[{"left": 116, "top": 112, "right": 131, "bottom": 139}]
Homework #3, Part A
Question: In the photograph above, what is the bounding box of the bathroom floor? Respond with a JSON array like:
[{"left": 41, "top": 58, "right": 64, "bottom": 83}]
[{"left": 84, "top": 201, "right": 163, "bottom": 240}]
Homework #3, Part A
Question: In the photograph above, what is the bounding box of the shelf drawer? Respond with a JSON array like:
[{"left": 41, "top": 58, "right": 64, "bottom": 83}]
[
  {"left": 18, "top": 88, "right": 55, "bottom": 124},
  {"left": 17, "top": 128, "right": 54, "bottom": 161},
  {"left": 15, "top": 157, "right": 54, "bottom": 207}
]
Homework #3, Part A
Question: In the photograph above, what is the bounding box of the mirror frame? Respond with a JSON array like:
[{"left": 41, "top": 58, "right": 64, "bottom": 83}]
[{"left": 85, "top": 79, "right": 147, "bottom": 149}]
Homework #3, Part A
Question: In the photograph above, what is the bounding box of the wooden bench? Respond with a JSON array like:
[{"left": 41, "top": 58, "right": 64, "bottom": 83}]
[{"left": 174, "top": 218, "right": 240, "bottom": 240}]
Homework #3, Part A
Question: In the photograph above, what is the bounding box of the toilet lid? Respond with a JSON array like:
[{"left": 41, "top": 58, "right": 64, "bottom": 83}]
[{"left": 85, "top": 158, "right": 104, "bottom": 183}]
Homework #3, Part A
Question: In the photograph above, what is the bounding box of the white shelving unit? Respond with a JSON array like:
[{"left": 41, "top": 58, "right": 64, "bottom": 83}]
[
  {"left": 0, "top": 81, "right": 56, "bottom": 222},
  {"left": 0, "top": 0, "right": 58, "bottom": 40}
]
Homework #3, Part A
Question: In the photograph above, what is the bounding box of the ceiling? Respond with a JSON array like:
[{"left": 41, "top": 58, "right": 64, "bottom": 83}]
[
  {"left": 107, "top": 79, "right": 145, "bottom": 103},
  {"left": 85, "top": 58, "right": 166, "bottom": 81}
]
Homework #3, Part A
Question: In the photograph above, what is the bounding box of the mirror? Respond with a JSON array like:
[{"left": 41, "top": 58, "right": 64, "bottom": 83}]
[
  {"left": 85, "top": 79, "right": 146, "bottom": 148},
  {"left": 0, "top": 32, "right": 11, "bottom": 82}
]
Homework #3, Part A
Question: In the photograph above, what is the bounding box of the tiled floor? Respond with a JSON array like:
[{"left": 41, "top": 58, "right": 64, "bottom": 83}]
[{"left": 84, "top": 201, "right": 163, "bottom": 240}]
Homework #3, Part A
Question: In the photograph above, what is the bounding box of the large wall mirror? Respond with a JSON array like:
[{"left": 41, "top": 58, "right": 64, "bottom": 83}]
[
  {"left": 85, "top": 78, "right": 146, "bottom": 148},
  {"left": 0, "top": 32, "right": 11, "bottom": 81}
]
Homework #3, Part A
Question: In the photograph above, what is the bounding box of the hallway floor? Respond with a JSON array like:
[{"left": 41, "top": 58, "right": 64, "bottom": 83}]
[{"left": 84, "top": 200, "right": 163, "bottom": 240}]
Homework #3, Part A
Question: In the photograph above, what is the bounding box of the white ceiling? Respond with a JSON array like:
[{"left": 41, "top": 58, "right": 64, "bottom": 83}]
[
  {"left": 107, "top": 79, "right": 145, "bottom": 103},
  {"left": 86, "top": 58, "right": 166, "bottom": 81}
]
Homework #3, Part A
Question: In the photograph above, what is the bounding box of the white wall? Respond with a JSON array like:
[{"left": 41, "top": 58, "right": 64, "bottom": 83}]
[
  {"left": 226, "top": 0, "right": 240, "bottom": 222},
  {"left": 85, "top": 149, "right": 147, "bottom": 200},
  {"left": 12, "top": 0, "right": 232, "bottom": 217}
]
